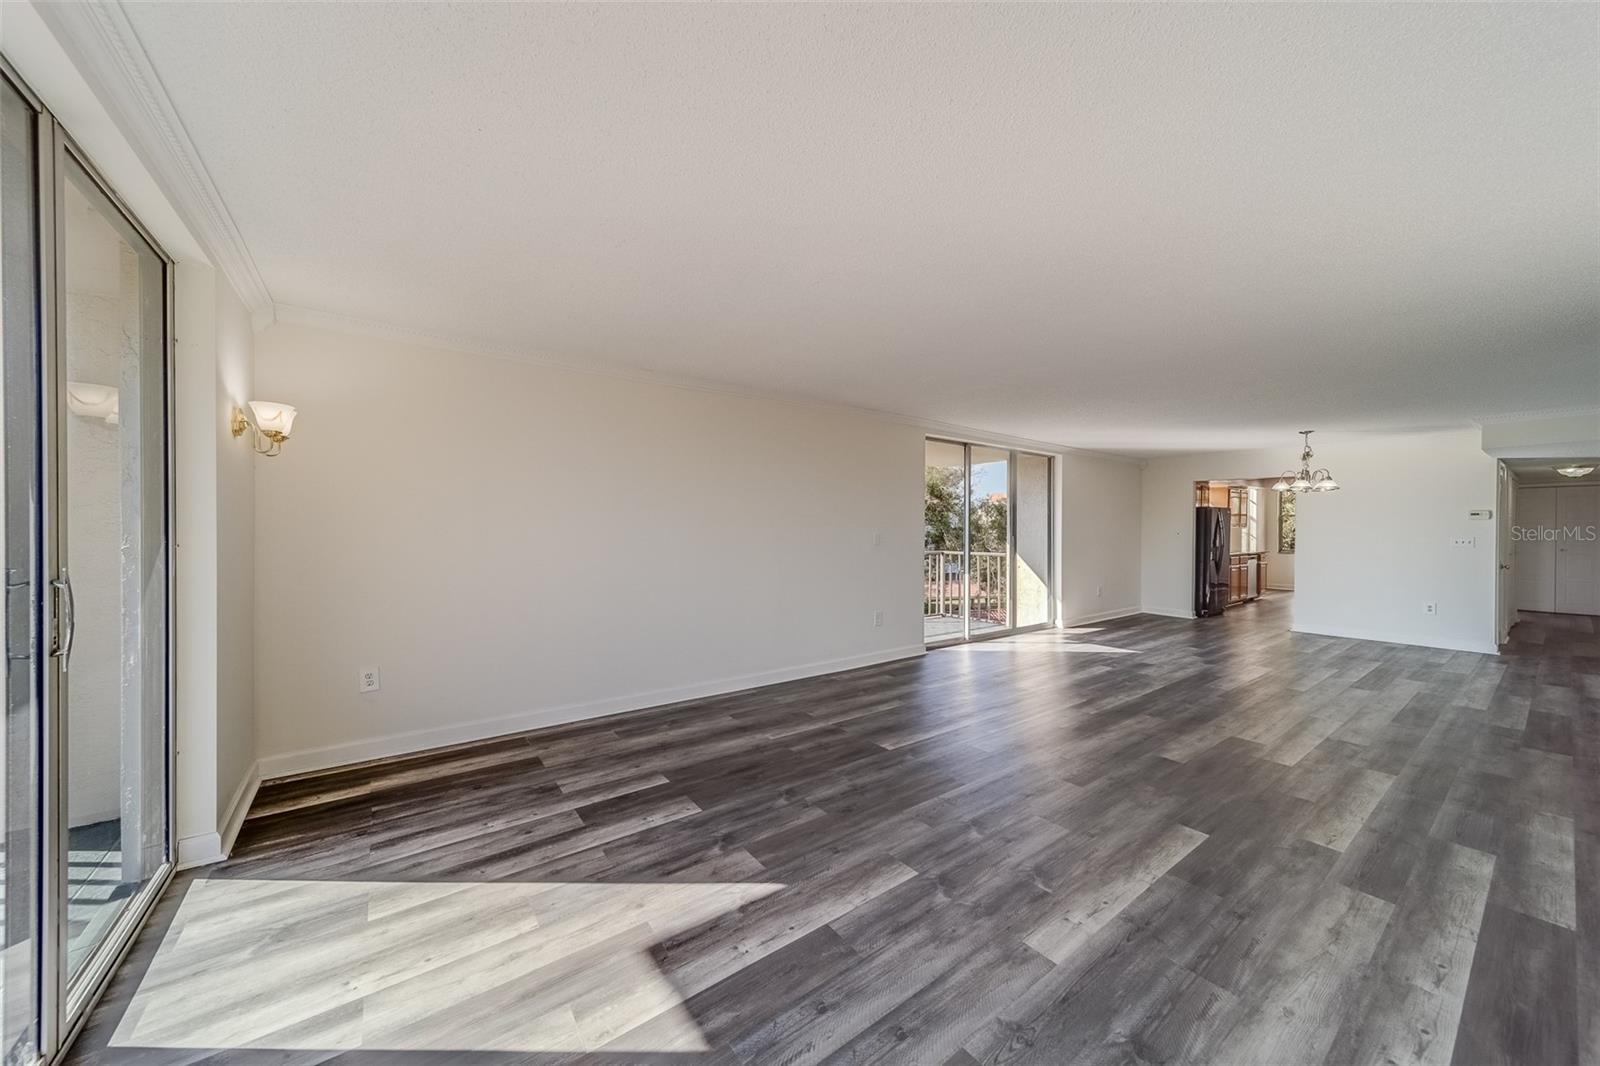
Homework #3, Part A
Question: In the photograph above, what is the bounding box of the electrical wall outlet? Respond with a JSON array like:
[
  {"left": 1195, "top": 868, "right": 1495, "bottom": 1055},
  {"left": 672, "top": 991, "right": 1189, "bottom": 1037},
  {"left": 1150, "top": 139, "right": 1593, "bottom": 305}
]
[
  {"left": 1096, "top": 584, "right": 1103, "bottom": 598},
  {"left": 873, "top": 610, "right": 883, "bottom": 628},
  {"left": 359, "top": 668, "right": 381, "bottom": 693},
  {"left": 1423, "top": 603, "right": 1437, "bottom": 616}
]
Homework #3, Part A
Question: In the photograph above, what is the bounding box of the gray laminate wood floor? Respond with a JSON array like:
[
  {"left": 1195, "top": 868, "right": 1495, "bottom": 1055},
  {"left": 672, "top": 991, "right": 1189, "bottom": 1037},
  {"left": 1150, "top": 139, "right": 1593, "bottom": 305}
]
[{"left": 65, "top": 597, "right": 1599, "bottom": 1064}]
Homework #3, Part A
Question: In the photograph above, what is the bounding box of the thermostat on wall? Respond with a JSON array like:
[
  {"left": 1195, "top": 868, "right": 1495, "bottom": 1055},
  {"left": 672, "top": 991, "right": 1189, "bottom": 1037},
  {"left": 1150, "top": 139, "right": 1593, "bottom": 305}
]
[{"left": 1468, "top": 510, "right": 1492, "bottom": 520}]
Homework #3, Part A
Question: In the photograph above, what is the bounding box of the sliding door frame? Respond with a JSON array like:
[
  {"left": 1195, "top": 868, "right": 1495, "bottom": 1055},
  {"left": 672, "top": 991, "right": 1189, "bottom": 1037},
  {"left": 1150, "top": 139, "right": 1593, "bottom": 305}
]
[
  {"left": 925, "top": 437, "right": 1055, "bottom": 648},
  {"left": 4, "top": 54, "right": 177, "bottom": 1064}
]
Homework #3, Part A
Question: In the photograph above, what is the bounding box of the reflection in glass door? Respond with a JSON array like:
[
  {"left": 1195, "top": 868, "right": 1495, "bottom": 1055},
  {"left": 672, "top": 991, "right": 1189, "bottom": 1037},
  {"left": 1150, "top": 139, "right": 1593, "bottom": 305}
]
[
  {"left": 59, "top": 154, "right": 169, "bottom": 986},
  {"left": 923, "top": 438, "right": 1053, "bottom": 644}
]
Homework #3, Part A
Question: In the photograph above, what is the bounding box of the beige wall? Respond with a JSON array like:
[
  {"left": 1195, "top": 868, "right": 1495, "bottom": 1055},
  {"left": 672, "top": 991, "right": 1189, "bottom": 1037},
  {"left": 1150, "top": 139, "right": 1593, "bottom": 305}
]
[
  {"left": 253, "top": 321, "right": 928, "bottom": 776},
  {"left": 1059, "top": 450, "right": 1144, "bottom": 624}
]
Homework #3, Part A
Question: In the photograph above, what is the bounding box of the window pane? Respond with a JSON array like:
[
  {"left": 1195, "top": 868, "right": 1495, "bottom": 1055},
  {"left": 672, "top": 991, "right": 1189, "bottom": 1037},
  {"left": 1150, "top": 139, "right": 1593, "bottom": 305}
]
[
  {"left": 0, "top": 75, "right": 41, "bottom": 1063},
  {"left": 62, "top": 156, "right": 168, "bottom": 982},
  {"left": 968, "top": 446, "right": 1008, "bottom": 634},
  {"left": 923, "top": 440, "right": 964, "bottom": 642}
]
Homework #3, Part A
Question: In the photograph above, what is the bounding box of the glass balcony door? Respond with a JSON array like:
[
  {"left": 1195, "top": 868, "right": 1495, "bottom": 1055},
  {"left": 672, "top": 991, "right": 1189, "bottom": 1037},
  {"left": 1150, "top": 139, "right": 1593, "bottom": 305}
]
[
  {"left": 966, "top": 446, "right": 1010, "bottom": 636},
  {"left": 924, "top": 438, "right": 1053, "bottom": 645},
  {"left": 0, "top": 60, "right": 173, "bottom": 1063},
  {"left": 0, "top": 67, "right": 43, "bottom": 1066}
]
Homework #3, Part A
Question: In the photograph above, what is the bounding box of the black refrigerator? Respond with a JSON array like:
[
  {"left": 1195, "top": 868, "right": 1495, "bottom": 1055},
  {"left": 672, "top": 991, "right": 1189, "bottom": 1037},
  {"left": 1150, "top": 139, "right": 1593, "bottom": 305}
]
[{"left": 1194, "top": 506, "right": 1229, "bottom": 618}]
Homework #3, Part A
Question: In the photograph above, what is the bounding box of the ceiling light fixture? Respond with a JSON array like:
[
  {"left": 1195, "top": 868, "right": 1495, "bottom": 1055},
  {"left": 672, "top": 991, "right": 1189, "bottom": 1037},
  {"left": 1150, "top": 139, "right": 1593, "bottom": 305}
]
[
  {"left": 1555, "top": 465, "right": 1596, "bottom": 478},
  {"left": 1270, "top": 430, "right": 1339, "bottom": 494}
]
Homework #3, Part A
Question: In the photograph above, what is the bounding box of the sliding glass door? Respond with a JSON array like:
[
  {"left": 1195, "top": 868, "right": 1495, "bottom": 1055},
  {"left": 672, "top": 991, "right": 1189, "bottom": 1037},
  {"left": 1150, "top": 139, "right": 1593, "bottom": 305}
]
[
  {"left": 923, "top": 438, "right": 1053, "bottom": 644},
  {"left": 0, "top": 69, "right": 43, "bottom": 1066},
  {"left": 60, "top": 149, "right": 170, "bottom": 991},
  {"left": 967, "top": 446, "right": 1009, "bottom": 636},
  {"left": 0, "top": 60, "right": 173, "bottom": 1064}
]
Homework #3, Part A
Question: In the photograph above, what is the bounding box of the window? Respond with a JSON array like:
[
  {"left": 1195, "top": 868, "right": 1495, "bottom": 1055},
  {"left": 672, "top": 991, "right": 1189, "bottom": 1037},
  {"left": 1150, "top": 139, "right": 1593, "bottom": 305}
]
[{"left": 1278, "top": 492, "right": 1296, "bottom": 554}]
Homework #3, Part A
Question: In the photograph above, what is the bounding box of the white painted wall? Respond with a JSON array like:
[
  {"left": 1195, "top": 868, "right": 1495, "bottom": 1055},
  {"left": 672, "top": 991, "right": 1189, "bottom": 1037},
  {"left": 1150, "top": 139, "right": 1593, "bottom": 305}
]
[
  {"left": 173, "top": 264, "right": 220, "bottom": 856},
  {"left": 1059, "top": 451, "right": 1143, "bottom": 625},
  {"left": 1141, "top": 429, "right": 1498, "bottom": 653},
  {"left": 253, "top": 320, "right": 929, "bottom": 777},
  {"left": 213, "top": 278, "right": 256, "bottom": 825},
  {"left": 173, "top": 264, "right": 259, "bottom": 866}
]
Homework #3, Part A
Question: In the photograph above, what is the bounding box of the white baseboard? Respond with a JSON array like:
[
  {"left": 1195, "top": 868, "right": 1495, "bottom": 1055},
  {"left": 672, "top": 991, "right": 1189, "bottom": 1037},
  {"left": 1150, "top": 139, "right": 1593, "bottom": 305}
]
[
  {"left": 175, "top": 832, "right": 223, "bottom": 870},
  {"left": 1061, "top": 606, "right": 1144, "bottom": 627},
  {"left": 1290, "top": 623, "right": 1498, "bottom": 656},
  {"left": 1138, "top": 605, "right": 1196, "bottom": 620},
  {"left": 219, "top": 762, "right": 261, "bottom": 854},
  {"left": 176, "top": 761, "right": 261, "bottom": 871},
  {"left": 258, "top": 644, "right": 927, "bottom": 781}
]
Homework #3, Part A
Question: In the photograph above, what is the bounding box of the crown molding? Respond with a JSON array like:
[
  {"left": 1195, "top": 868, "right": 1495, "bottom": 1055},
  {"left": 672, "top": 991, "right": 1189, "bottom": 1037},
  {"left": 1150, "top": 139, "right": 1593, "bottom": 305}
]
[
  {"left": 34, "top": 0, "right": 274, "bottom": 319},
  {"left": 272, "top": 303, "right": 1145, "bottom": 465}
]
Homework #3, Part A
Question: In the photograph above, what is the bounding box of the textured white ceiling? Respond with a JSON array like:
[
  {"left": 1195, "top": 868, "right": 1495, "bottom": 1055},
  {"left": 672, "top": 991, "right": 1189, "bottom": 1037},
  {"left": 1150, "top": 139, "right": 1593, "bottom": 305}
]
[{"left": 122, "top": 2, "right": 1598, "bottom": 455}]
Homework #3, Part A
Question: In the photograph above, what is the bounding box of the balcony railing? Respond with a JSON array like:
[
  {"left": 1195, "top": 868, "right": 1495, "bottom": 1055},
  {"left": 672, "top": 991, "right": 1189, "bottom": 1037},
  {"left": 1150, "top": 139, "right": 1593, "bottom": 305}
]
[{"left": 924, "top": 550, "right": 1009, "bottom": 629}]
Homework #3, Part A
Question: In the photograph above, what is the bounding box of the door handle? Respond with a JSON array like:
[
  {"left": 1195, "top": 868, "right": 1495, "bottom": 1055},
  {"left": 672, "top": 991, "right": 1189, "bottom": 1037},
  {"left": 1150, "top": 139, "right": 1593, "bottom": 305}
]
[{"left": 50, "top": 571, "right": 74, "bottom": 666}]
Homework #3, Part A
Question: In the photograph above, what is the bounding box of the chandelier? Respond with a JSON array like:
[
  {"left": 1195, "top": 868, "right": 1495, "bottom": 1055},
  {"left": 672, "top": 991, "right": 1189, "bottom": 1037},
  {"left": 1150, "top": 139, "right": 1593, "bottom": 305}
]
[{"left": 1271, "top": 430, "right": 1339, "bottom": 493}]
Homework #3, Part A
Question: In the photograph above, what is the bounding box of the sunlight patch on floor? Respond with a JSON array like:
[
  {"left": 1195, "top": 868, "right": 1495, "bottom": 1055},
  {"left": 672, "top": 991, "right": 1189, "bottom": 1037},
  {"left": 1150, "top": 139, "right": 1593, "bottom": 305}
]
[
  {"left": 110, "top": 878, "right": 782, "bottom": 1053},
  {"left": 959, "top": 641, "right": 1136, "bottom": 655}
]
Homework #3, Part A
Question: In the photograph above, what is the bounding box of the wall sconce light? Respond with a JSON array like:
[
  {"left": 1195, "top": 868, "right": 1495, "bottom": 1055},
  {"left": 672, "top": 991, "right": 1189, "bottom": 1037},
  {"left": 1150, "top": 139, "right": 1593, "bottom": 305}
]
[
  {"left": 66, "top": 381, "right": 120, "bottom": 425},
  {"left": 231, "top": 400, "right": 298, "bottom": 457}
]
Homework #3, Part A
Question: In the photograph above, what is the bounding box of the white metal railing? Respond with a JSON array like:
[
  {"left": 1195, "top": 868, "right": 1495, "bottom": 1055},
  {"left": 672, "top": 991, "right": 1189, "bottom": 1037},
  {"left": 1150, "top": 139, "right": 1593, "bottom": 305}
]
[{"left": 923, "top": 550, "right": 1008, "bottom": 627}]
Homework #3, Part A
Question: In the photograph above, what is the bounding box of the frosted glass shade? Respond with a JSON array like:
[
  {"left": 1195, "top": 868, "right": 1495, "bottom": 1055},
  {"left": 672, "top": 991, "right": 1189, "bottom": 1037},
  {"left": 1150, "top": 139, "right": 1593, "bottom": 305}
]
[{"left": 249, "top": 401, "right": 298, "bottom": 438}]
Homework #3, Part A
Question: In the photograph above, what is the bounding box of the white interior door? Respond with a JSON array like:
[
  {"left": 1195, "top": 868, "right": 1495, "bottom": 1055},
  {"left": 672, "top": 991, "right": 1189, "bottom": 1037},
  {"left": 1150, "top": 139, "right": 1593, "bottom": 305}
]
[
  {"left": 1516, "top": 487, "right": 1557, "bottom": 613},
  {"left": 1556, "top": 485, "right": 1600, "bottom": 615}
]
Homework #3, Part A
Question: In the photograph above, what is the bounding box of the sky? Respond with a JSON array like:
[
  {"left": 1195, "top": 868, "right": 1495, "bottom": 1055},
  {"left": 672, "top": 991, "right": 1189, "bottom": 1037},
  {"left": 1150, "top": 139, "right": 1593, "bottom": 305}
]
[{"left": 971, "top": 457, "right": 1007, "bottom": 499}]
